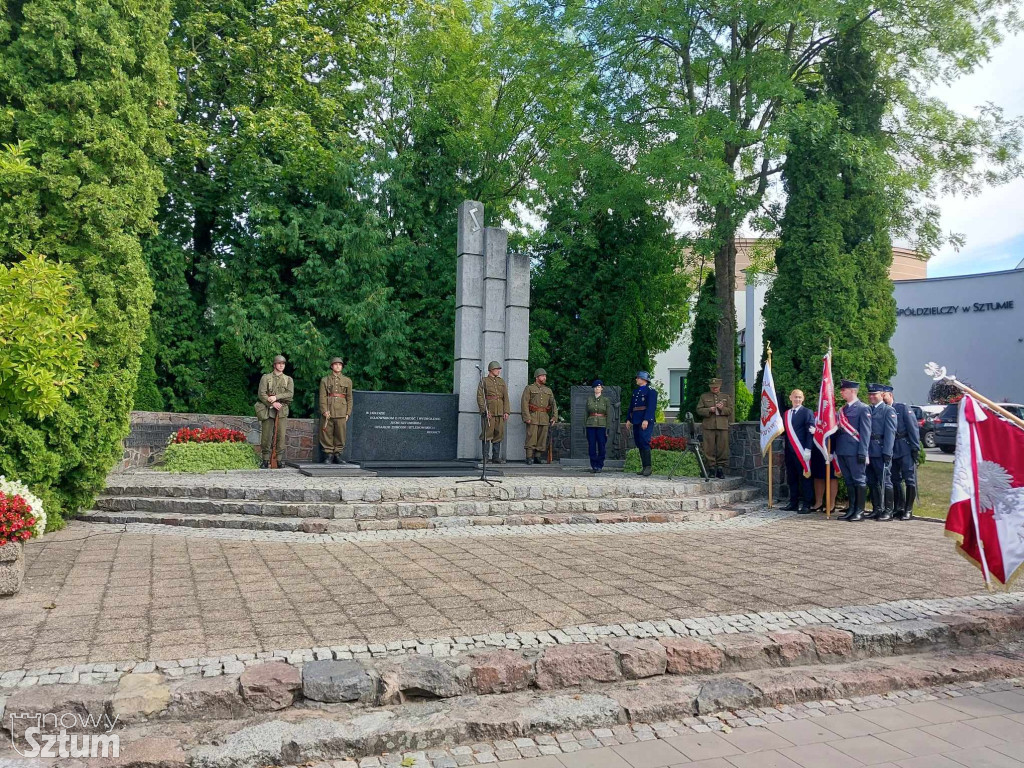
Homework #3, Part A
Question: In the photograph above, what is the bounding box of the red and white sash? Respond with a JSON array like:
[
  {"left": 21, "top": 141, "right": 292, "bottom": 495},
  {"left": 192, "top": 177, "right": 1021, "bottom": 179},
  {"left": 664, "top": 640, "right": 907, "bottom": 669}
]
[
  {"left": 785, "top": 408, "right": 811, "bottom": 476},
  {"left": 838, "top": 406, "right": 859, "bottom": 439}
]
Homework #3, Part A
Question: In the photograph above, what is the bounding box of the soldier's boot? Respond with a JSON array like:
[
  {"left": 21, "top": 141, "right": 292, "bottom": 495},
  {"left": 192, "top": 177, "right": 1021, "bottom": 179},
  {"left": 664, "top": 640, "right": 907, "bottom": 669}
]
[
  {"left": 839, "top": 487, "right": 859, "bottom": 520},
  {"left": 321, "top": 453, "right": 332, "bottom": 464},
  {"left": 260, "top": 460, "right": 270, "bottom": 470},
  {"left": 893, "top": 484, "right": 905, "bottom": 518},
  {"left": 491, "top": 442, "right": 505, "bottom": 464},
  {"left": 864, "top": 484, "right": 881, "bottom": 519},
  {"left": 899, "top": 485, "right": 916, "bottom": 521},
  {"left": 847, "top": 486, "right": 866, "bottom": 522},
  {"left": 524, "top": 451, "right": 533, "bottom": 465},
  {"left": 716, "top": 467, "right": 725, "bottom": 479},
  {"left": 876, "top": 487, "right": 894, "bottom": 521},
  {"left": 640, "top": 448, "right": 653, "bottom": 476}
]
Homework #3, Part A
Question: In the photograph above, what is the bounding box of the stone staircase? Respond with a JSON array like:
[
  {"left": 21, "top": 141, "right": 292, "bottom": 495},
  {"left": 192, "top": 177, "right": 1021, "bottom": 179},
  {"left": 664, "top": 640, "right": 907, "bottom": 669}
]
[{"left": 81, "top": 475, "right": 761, "bottom": 533}]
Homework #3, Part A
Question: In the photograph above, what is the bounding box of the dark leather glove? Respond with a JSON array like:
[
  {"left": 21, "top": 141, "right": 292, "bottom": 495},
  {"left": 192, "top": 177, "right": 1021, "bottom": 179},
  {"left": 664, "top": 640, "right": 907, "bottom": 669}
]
[{"left": 857, "top": 456, "right": 866, "bottom": 465}]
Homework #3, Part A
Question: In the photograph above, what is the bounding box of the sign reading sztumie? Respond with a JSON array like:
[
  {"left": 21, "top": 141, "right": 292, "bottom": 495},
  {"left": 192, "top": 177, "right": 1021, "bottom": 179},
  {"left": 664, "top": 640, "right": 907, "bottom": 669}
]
[{"left": 897, "top": 300, "right": 1014, "bottom": 317}]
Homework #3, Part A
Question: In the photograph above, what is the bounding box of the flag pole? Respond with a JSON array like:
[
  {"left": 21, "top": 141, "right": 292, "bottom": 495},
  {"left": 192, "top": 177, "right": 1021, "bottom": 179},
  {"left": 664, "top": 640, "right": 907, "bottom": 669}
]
[
  {"left": 767, "top": 344, "right": 773, "bottom": 509},
  {"left": 825, "top": 342, "right": 831, "bottom": 520},
  {"left": 925, "top": 364, "right": 1024, "bottom": 431}
]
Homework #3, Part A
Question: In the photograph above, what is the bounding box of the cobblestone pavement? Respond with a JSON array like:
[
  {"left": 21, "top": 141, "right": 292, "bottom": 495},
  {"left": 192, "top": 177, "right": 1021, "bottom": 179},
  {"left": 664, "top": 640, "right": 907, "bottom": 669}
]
[
  {"left": 334, "top": 680, "right": 1024, "bottom": 767},
  {"left": 1, "top": 509, "right": 1019, "bottom": 674}
]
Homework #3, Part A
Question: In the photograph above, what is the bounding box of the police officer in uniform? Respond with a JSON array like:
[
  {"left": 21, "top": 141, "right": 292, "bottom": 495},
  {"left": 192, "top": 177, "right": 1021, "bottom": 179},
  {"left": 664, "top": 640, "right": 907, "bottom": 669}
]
[
  {"left": 255, "top": 355, "right": 294, "bottom": 468},
  {"left": 882, "top": 385, "right": 920, "bottom": 521},
  {"left": 319, "top": 357, "right": 353, "bottom": 464},
  {"left": 697, "top": 377, "right": 733, "bottom": 479},
  {"left": 836, "top": 380, "right": 871, "bottom": 521},
  {"left": 865, "top": 383, "right": 897, "bottom": 521},
  {"left": 477, "top": 361, "right": 511, "bottom": 463},
  {"left": 521, "top": 368, "right": 558, "bottom": 464},
  {"left": 628, "top": 371, "right": 657, "bottom": 476}
]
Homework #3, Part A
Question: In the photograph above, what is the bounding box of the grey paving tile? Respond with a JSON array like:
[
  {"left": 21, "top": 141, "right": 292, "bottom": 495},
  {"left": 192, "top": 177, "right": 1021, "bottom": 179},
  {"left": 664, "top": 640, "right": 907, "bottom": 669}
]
[
  {"left": 778, "top": 742, "right": 864, "bottom": 768},
  {"left": 819, "top": 713, "right": 890, "bottom": 739},
  {"left": 611, "top": 739, "right": 686, "bottom": 768},
  {"left": 944, "top": 697, "right": 1017, "bottom": 718},
  {"left": 978, "top": 693, "right": 1024, "bottom": 715},
  {"left": 897, "top": 756, "right": 974, "bottom": 768},
  {"left": 858, "top": 708, "right": 934, "bottom": 731},
  {"left": 681, "top": 760, "right": 732, "bottom": 768},
  {"left": 875, "top": 727, "right": 958, "bottom": 756},
  {"left": 829, "top": 734, "right": 913, "bottom": 764},
  {"left": 921, "top": 722, "right": 1008, "bottom": 749},
  {"left": 720, "top": 726, "right": 793, "bottom": 753},
  {"left": 899, "top": 701, "right": 975, "bottom": 724},
  {"left": 725, "top": 750, "right": 802, "bottom": 768},
  {"left": 968, "top": 716, "right": 1024, "bottom": 743},
  {"left": 665, "top": 732, "right": 742, "bottom": 762},
  {"left": 557, "top": 748, "right": 632, "bottom": 768},
  {"left": 943, "top": 746, "right": 1024, "bottom": 768},
  {"left": 764, "top": 719, "right": 840, "bottom": 746},
  {"left": 989, "top": 742, "right": 1024, "bottom": 762},
  {"left": 497, "top": 758, "right": 563, "bottom": 768}
]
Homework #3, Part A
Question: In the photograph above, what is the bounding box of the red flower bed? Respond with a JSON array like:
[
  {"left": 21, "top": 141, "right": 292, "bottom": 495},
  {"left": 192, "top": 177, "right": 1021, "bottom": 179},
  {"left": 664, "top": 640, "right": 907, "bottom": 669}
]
[
  {"left": 172, "top": 427, "right": 247, "bottom": 444},
  {"left": 650, "top": 435, "right": 688, "bottom": 452},
  {"left": 0, "top": 492, "right": 36, "bottom": 546}
]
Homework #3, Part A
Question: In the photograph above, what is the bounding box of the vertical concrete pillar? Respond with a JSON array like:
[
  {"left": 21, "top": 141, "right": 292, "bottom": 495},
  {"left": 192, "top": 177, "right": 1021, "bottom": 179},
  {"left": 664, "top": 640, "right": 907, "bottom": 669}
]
[
  {"left": 454, "top": 201, "right": 486, "bottom": 459},
  {"left": 503, "top": 252, "right": 531, "bottom": 460}
]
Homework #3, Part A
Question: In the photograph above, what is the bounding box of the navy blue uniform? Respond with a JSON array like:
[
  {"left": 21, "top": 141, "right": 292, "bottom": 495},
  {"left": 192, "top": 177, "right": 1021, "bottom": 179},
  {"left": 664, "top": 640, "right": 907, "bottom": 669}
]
[
  {"left": 891, "top": 400, "right": 920, "bottom": 517},
  {"left": 866, "top": 401, "right": 897, "bottom": 513},
  {"left": 783, "top": 405, "right": 815, "bottom": 509},
  {"left": 627, "top": 385, "right": 657, "bottom": 450},
  {"left": 835, "top": 400, "right": 871, "bottom": 488}
]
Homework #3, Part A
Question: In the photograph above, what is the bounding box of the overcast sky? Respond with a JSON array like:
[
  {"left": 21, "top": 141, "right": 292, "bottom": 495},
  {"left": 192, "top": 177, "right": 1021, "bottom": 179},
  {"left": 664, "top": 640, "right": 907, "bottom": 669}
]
[{"left": 927, "top": 31, "right": 1024, "bottom": 277}]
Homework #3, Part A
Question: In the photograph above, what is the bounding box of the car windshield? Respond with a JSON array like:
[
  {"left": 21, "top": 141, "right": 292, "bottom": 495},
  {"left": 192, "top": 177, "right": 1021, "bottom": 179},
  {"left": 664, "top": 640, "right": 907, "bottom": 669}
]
[{"left": 940, "top": 404, "right": 959, "bottom": 421}]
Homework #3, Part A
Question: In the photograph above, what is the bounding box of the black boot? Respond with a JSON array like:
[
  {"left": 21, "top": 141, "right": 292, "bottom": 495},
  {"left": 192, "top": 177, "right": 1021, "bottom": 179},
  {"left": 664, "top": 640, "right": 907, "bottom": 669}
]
[
  {"left": 899, "top": 485, "right": 916, "bottom": 520},
  {"left": 525, "top": 454, "right": 534, "bottom": 465},
  {"left": 847, "top": 486, "right": 866, "bottom": 521},
  {"left": 491, "top": 442, "right": 505, "bottom": 464},
  {"left": 641, "top": 449, "right": 653, "bottom": 476},
  {"left": 893, "top": 484, "right": 905, "bottom": 519},
  {"left": 260, "top": 460, "right": 270, "bottom": 470},
  {"left": 321, "top": 454, "right": 332, "bottom": 464},
  {"left": 797, "top": 500, "right": 811, "bottom": 514},
  {"left": 876, "top": 487, "right": 894, "bottom": 521}
]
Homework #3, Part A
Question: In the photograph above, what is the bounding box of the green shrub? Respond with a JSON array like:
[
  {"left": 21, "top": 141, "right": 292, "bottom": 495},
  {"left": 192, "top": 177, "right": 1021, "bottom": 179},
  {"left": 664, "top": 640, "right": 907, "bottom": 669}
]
[
  {"left": 623, "top": 448, "right": 701, "bottom": 477},
  {"left": 161, "top": 442, "right": 259, "bottom": 474},
  {"left": 735, "top": 379, "right": 753, "bottom": 423}
]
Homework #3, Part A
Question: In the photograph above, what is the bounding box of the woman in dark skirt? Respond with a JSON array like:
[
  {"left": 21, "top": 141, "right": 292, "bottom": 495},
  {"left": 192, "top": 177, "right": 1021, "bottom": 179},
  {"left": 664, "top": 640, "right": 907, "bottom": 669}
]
[
  {"left": 585, "top": 380, "right": 612, "bottom": 473},
  {"left": 810, "top": 432, "right": 839, "bottom": 513}
]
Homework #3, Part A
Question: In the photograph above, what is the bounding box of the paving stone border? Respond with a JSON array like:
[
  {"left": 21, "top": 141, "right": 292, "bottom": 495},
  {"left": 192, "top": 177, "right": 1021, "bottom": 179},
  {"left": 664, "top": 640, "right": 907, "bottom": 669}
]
[{"left": 3, "top": 591, "right": 1022, "bottom": 689}]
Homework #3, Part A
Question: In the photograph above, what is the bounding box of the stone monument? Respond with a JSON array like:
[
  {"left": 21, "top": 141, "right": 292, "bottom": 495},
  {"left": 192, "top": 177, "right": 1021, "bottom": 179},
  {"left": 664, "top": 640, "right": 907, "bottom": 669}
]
[{"left": 453, "top": 201, "right": 530, "bottom": 460}]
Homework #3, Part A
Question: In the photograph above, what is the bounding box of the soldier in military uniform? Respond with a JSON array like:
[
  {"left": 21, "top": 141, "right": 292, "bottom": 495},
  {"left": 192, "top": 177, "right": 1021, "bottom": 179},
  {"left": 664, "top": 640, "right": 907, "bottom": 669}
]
[
  {"left": 697, "top": 377, "right": 733, "bottom": 479},
  {"left": 628, "top": 371, "right": 657, "bottom": 476},
  {"left": 521, "top": 368, "right": 558, "bottom": 464},
  {"left": 836, "top": 380, "right": 872, "bottom": 521},
  {"left": 255, "top": 355, "right": 294, "bottom": 469},
  {"left": 882, "top": 385, "right": 920, "bottom": 521},
  {"left": 477, "top": 361, "right": 510, "bottom": 463},
  {"left": 865, "top": 383, "right": 897, "bottom": 521},
  {"left": 319, "top": 357, "right": 353, "bottom": 464}
]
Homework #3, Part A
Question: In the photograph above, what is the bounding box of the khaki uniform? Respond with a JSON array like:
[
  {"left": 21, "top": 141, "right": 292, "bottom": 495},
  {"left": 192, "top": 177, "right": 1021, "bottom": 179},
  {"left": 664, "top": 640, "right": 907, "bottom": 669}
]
[
  {"left": 477, "top": 375, "right": 510, "bottom": 442},
  {"left": 697, "top": 391, "right": 733, "bottom": 469},
  {"left": 319, "top": 372, "right": 353, "bottom": 456},
  {"left": 256, "top": 372, "right": 294, "bottom": 463},
  {"left": 522, "top": 383, "right": 558, "bottom": 457}
]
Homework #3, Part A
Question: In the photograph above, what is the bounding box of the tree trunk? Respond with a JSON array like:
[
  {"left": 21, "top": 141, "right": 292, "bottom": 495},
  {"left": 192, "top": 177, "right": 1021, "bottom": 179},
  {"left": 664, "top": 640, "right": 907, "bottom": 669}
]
[{"left": 713, "top": 204, "right": 738, "bottom": 399}]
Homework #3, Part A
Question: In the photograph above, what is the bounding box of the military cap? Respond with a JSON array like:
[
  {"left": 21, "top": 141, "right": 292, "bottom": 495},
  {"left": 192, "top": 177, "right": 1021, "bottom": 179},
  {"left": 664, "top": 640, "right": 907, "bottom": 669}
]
[
  {"left": 709, "top": 377, "right": 723, "bottom": 387},
  {"left": 867, "top": 383, "right": 885, "bottom": 393},
  {"left": 882, "top": 385, "right": 894, "bottom": 393},
  {"left": 488, "top": 361, "right": 502, "bottom": 371},
  {"left": 330, "top": 357, "right": 343, "bottom": 365},
  {"left": 636, "top": 371, "right": 651, "bottom": 382},
  {"left": 592, "top": 379, "right": 603, "bottom": 387},
  {"left": 273, "top": 355, "right": 286, "bottom": 364},
  {"left": 534, "top": 368, "right": 547, "bottom": 377},
  {"left": 839, "top": 379, "right": 860, "bottom": 389}
]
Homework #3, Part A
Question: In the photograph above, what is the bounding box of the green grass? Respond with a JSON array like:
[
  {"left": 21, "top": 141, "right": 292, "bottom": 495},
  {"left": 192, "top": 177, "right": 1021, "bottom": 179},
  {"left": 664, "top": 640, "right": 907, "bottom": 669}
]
[
  {"left": 914, "top": 459, "right": 953, "bottom": 520},
  {"left": 623, "top": 448, "right": 701, "bottom": 476}
]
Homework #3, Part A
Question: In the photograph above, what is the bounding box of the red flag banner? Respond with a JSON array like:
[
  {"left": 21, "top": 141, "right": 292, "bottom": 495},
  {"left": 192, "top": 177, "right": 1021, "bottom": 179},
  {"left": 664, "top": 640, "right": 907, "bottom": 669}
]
[
  {"left": 945, "top": 395, "right": 1024, "bottom": 589},
  {"left": 814, "top": 351, "right": 838, "bottom": 463}
]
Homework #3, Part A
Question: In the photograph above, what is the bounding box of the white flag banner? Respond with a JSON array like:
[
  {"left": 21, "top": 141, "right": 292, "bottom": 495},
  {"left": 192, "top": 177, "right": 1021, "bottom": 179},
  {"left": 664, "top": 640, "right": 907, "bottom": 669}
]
[{"left": 759, "top": 358, "right": 784, "bottom": 456}]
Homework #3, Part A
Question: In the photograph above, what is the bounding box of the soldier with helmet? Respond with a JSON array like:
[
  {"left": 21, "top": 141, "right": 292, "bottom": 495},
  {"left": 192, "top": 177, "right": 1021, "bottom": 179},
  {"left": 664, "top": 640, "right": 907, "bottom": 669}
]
[
  {"left": 628, "top": 371, "right": 658, "bottom": 476},
  {"left": 319, "top": 357, "right": 353, "bottom": 464},
  {"left": 477, "top": 361, "right": 511, "bottom": 463},
  {"left": 255, "top": 355, "right": 294, "bottom": 468},
  {"left": 521, "top": 368, "right": 558, "bottom": 464}
]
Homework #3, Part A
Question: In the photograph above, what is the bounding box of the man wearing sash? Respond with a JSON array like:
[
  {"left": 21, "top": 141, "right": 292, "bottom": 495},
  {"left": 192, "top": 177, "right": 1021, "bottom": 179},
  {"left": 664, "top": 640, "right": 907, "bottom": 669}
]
[
  {"left": 865, "top": 383, "right": 897, "bottom": 521},
  {"left": 882, "top": 385, "right": 920, "bottom": 521},
  {"left": 783, "top": 389, "right": 815, "bottom": 513},
  {"left": 836, "top": 379, "right": 871, "bottom": 521}
]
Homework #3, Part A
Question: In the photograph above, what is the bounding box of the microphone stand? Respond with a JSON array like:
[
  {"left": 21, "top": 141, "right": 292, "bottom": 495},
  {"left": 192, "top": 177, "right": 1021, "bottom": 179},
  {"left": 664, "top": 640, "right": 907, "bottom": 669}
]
[{"left": 457, "top": 366, "right": 502, "bottom": 486}]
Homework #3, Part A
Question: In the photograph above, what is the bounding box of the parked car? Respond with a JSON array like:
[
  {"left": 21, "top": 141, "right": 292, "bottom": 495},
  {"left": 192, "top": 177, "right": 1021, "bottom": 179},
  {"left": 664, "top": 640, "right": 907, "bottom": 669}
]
[
  {"left": 911, "top": 404, "right": 943, "bottom": 449},
  {"left": 932, "top": 401, "right": 1024, "bottom": 453}
]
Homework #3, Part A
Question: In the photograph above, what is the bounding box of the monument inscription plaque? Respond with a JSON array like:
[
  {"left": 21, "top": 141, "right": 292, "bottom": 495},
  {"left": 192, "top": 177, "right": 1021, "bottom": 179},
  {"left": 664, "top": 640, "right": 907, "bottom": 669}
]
[
  {"left": 347, "top": 392, "right": 458, "bottom": 462},
  {"left": 569, "top": 385, "right": 622, "bottom": 459}
]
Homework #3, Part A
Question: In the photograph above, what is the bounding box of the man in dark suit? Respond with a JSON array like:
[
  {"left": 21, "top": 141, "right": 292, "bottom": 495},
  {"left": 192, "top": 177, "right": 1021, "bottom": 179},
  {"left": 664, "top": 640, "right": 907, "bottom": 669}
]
[{"left": 783, "top": 389, "right": 815, "bottom": 513}]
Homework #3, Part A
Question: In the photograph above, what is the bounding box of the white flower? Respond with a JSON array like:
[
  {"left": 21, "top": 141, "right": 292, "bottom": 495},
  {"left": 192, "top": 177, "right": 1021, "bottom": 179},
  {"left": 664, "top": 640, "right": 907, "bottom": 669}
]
[{"left": 0, "top": 475, "right": 46, "bottom": 538}]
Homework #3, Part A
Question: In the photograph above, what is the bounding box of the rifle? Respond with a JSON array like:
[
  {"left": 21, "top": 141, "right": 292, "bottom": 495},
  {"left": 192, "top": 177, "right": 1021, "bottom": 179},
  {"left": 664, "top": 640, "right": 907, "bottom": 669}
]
[{"left": 270, "top": 409, "right": 281, "bottom": 469}]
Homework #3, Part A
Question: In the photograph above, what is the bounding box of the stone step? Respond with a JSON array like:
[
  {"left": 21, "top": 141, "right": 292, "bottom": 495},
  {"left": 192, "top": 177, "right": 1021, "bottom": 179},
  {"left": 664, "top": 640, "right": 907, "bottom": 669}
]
[
  {"left": 78, "top": 505, "right": 748, "bottom": 532},
  {"left": 93, "top": 487, "right": 760, "bottom": 520},
  {"left": 100, "top": 475, "right": 746, "bottom": 503}
]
